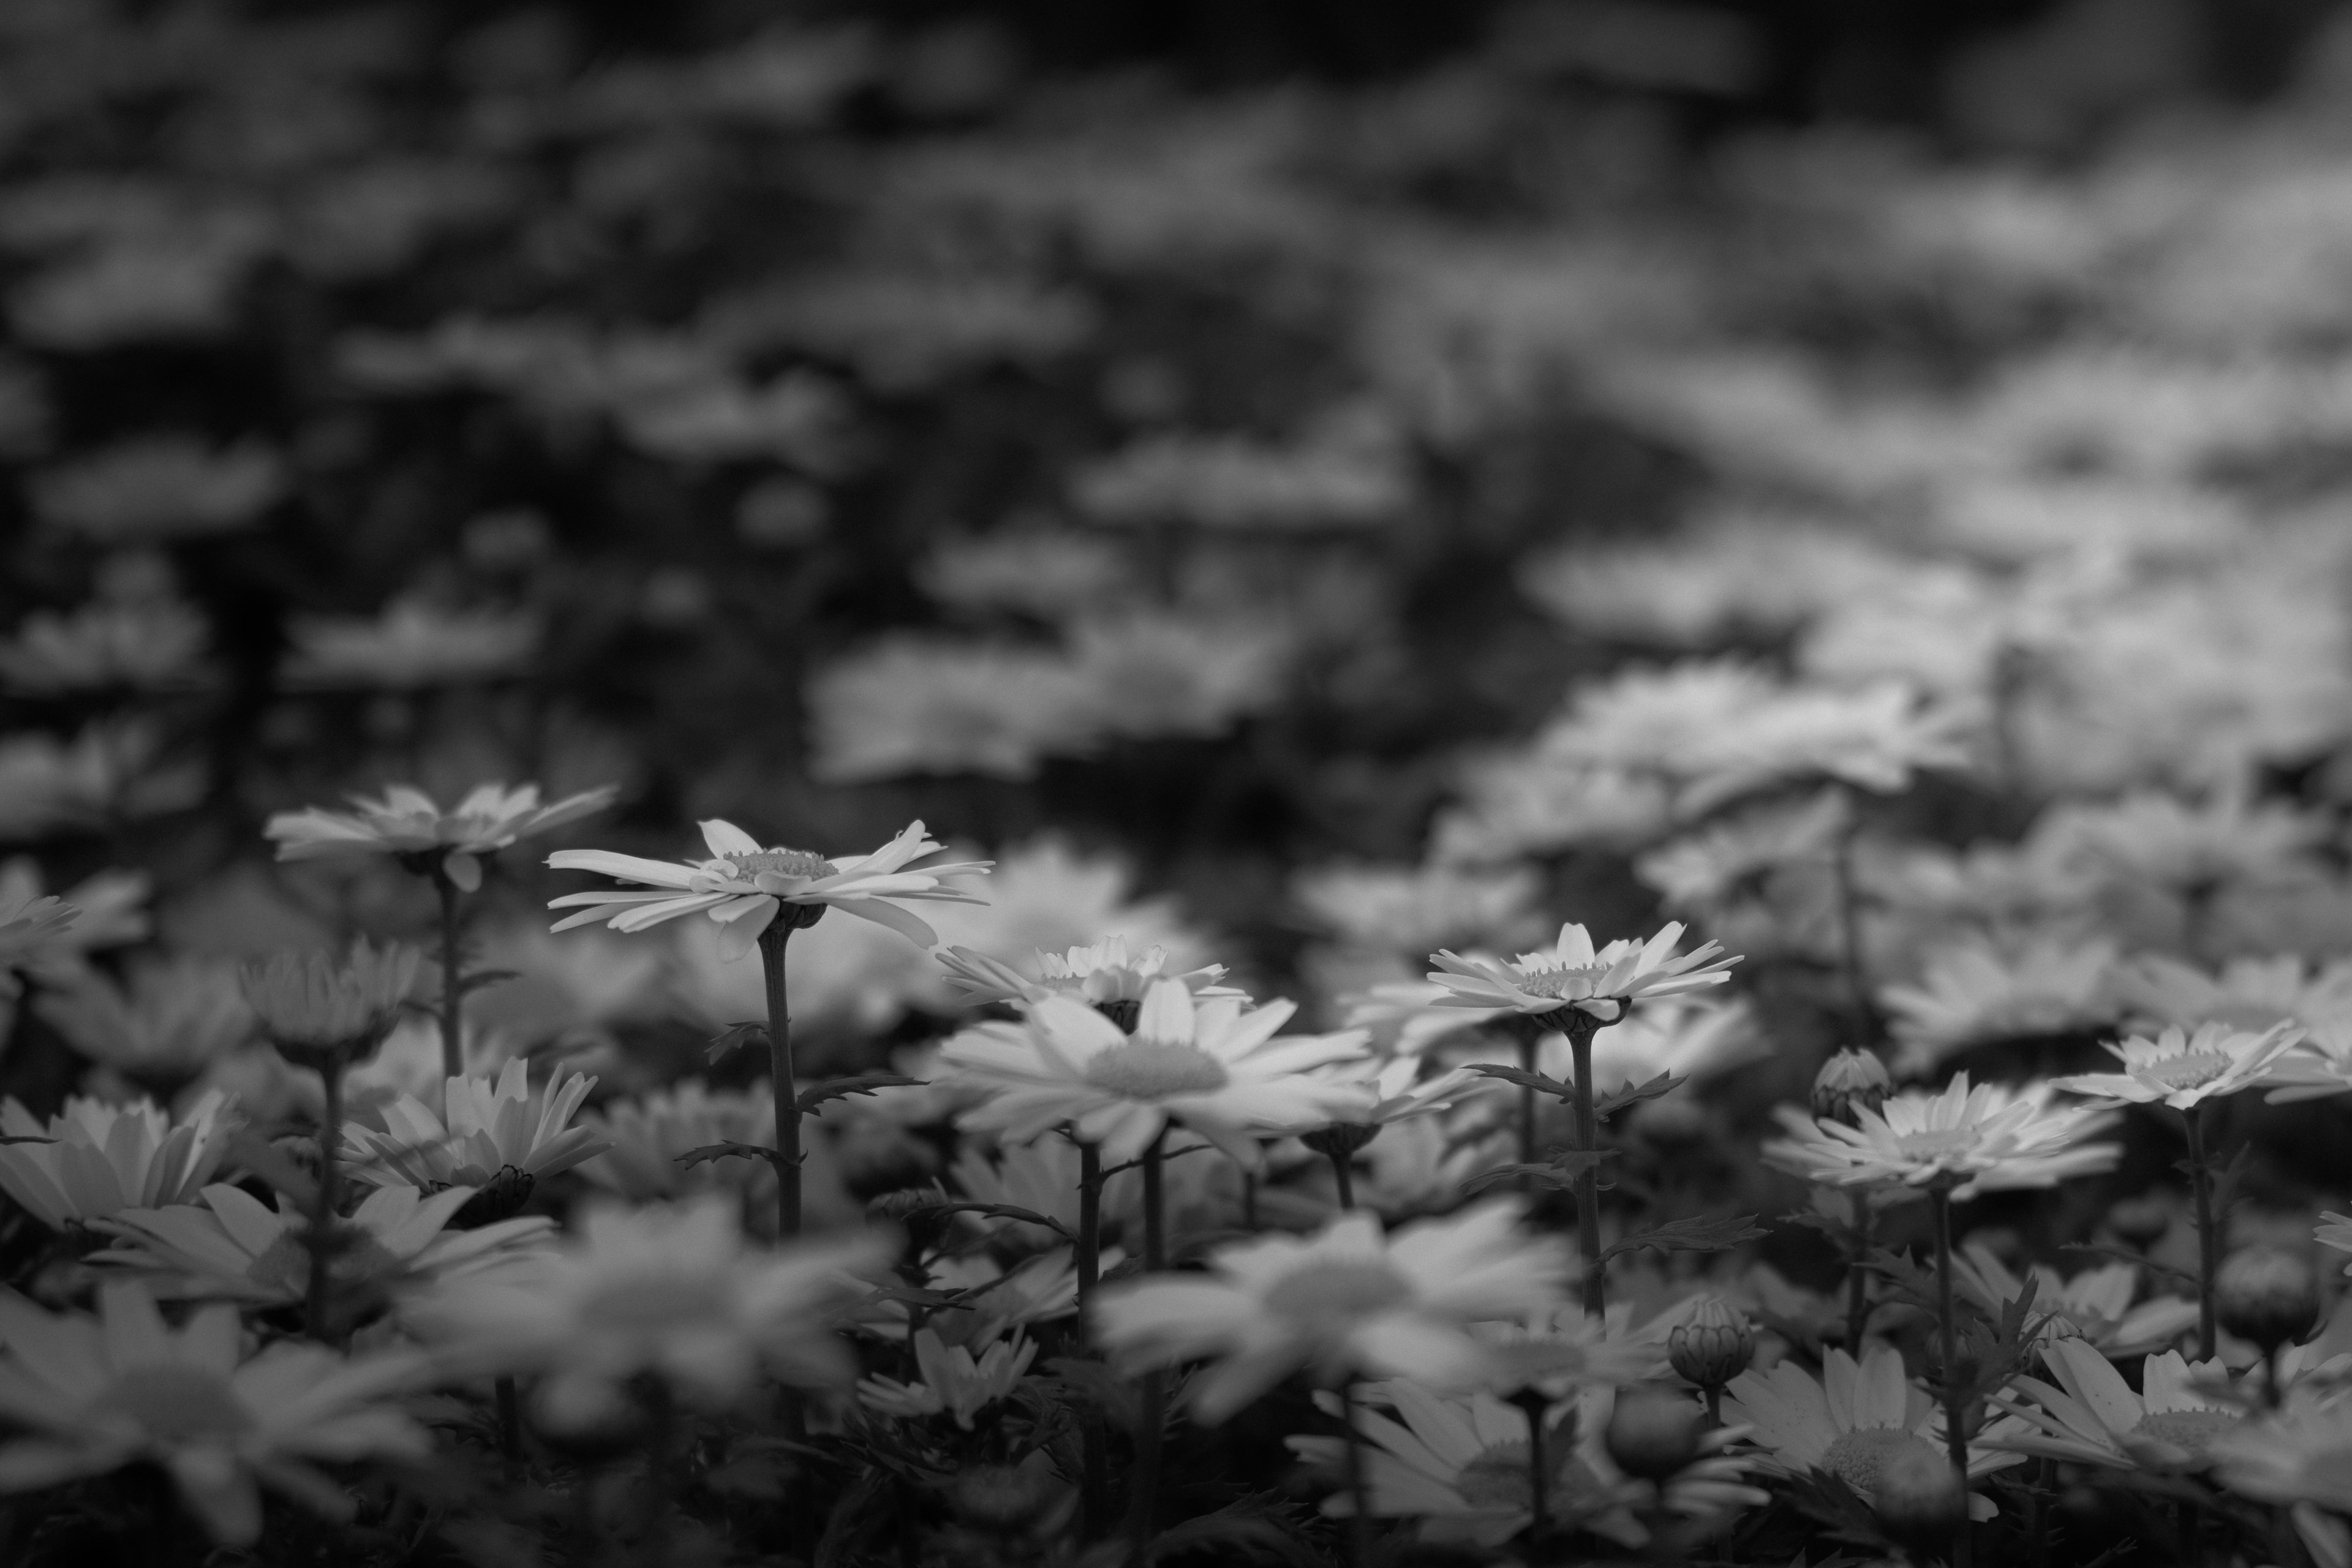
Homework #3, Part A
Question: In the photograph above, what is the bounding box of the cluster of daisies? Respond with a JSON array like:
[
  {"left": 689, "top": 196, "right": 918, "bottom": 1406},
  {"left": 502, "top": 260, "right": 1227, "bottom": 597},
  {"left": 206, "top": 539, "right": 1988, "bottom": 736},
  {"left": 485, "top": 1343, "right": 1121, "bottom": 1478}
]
[{"left": 2, "top": 778, "right": 2352, "bottom": 1568}]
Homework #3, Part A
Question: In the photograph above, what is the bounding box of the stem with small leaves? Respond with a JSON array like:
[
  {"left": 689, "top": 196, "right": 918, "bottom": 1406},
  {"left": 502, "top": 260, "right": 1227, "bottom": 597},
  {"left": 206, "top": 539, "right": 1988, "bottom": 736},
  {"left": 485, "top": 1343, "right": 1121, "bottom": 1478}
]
[
  {"left": 2187, "top": 1102, "right": 2220, "bottom": 1362},
  {"left": 433, "top": 867, "right": 466, "bottom": 1081},
  {"left": 757, "top": 925, "right": 803, "bottom": 1239},
  {"left": 1515, "top": 1025, "right": 1541, "bottom": 1192},
  {"left": 1929, "top": 1185, "right": 1974, "bottom": 1568}
]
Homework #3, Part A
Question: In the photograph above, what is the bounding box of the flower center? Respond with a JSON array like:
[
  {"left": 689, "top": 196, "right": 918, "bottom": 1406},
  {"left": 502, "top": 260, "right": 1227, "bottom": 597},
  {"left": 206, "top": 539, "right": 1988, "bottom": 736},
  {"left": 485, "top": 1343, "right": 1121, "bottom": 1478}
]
[
  {"left": 724, "top": 848, "right": 833, "bottom": 880},
  {"left": 1512, "top": 967, "right": 1607, "bottom": 1001},
  {"left": 1822, "top": 1427, "right": 1943, "bottom": 1496},
  {"left": 1890, "top": 1128, "right": 1978, "bottom": 1160},
  {"left": 2141, "top": 1051, "right": 2233, "bottom": 1091},
  {"left": 2130, "top": 1409, "right": 2241, "bottom": 1456},
  {"left": 1456, "top": 1441, "right": 1533, "bottom": 1509},
  {"left": 91, "top": 1364, "right": 252, "bottom": 1442},
  {"left": 1261, "top": 1260, "right": 1414, "bottom": 1322},
  {"left": 1082, "top": 1041, "right": 1230, "bottom": 1099}
]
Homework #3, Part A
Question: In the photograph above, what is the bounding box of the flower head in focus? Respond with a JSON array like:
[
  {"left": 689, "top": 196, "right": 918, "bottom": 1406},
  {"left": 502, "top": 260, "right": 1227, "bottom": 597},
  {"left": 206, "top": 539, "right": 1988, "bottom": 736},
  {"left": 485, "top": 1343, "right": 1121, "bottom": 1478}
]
[
  {"left": 942, "top": 978, "right": 1368, "bottom": 1165},
  {"left": 267, "top": 782, "right": 616, "bottom": 892},
  {"left": 1093, "top": 1200, "right": 1570, "bottom": 1423},
  {"left": 1724, "top": 1343, "right": 2024, "bottom": 1520},
  {"left": 937, "top": 933, "right": 1237, "bottom": 1011},
  {"left": 1765, "top": 1074, "right": 2119, "bottom": 1199},
  {"left": 0, "top": 1090, "right": 238, "bottom": 1231},
  {"left": 1991, "top": 1342, "right": 2241, "bottom": 1471},
  {"left": 2050, "top": 1022, "right": 2304, "bottom": 1112},
  {"left": 858, "top": 1327, "right": 1036, "bottom": 1428},
  {"left": 549, "top": 817, "right": 990, "bottom": 958},
  {"left": 1428, "top": 921, "right": 1736, "bottom": 1024},
  {"left": 407, "top": 1193, "right": 886, "bottom": 1431},
  {"left": 342, "top": 1060, "right": 609, "bottom": 1199},
  {"left": 0, "top": 1282, "right": 428, "bottom": 1545},
  {"left": 239, "top": 940, "right": 420, "bottom": 1061}
]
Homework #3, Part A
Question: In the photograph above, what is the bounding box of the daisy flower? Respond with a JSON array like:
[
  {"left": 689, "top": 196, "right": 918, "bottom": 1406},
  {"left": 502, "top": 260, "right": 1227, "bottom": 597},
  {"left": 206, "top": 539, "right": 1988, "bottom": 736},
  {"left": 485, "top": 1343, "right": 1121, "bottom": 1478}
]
[
  {"left": 1092, "top": 1200, "right": 1572, "bottom": 1423},
  {"left": 2116, "top": 952, "right": 2352, "bottom": 1040},
  {"left": 2044, "top": 787, "right": 2330, "bottom": 901},
  {"left": 858, "top": 1327, "right": 1037, "bottom": 1428},
  {"left": 576, "top": 1079, "right": 776, "bottom": 1202},
  {"left": 1722, "top": 1343, "right": 2025, "bottom": 1520},
  {"left": 341, "top": 1060, "right": 610, "bottom": 1196},
  {"left": 34, "top": 956, "right": 254, "bottom": 1086},
  {"left": 239, "top": 940, "right": 420, "bottom": 1058},
  {"left": 1951, "top": 1245, "right": 2199, "bottom": 1359},
  {"left": 0, "top": 887, "right": 78, "bottom": 999},
  {"left": 0, "top": 1090, "right": 239, "bottom": 1231},
  {"left": 1991, "top": 1342, "right": 2242, "bottom": 1471},
  {"left": 407, "top": 1193, "right": 887, "bottom": 1431},
  {"left": 1305, "top": 1055, "right": 1483, "bottom": 1130},
  {"left": 946, "top": 1136, "right": 1139, "bottom": 1253},
  {"left": 2050, "top": 1021, "right": 2304, "bottom": 1112},
  {"left": 936, "top": 933, "right": 1238, "bottom": 1012},
  {"left": 1427, "top": 921, "right": 1736, "bottom": 1025},
  {"left": 0, "top": 1282, "right": 429, "bottom": 1545},
  {"left": 2211, "top": 1392, "right": 2352, "bottom": 1511},
  {"left": 1764, "top": 1074, "right": 2120, "bottom": 1199},
  {"left": 942, "top": 977, "right": 1369, "bottom": 1165},
  {"left": 92, "top": 1182, "right": 551, "bottom": 1306},
  {"left": 266, "top": 781, "right": 616, "bottom": 891},
  {"left": 1286, "top": 1380, "right": 1764, "bottom": 1548},
  {"left": 548, "top": 817, "right": 991, "bottom": 958},
  {"left": 1458, "top": 997, "right": 1765, "bottom": 1099},
  {"left": 1882, "top": 935, "right": 2119, "bottom": 1076},
  {"left": 1342, "top": 979, "right": 1500, "bottom": 1055}
]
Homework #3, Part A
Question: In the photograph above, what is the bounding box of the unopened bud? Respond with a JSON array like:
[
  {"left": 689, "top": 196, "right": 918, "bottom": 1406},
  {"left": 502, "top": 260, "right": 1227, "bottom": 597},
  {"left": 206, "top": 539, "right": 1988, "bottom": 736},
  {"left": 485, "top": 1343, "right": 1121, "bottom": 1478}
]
[
  {"left": 1811, "top": 1049, "right": 1890, "bottom": 1126},
  {"left": 1668, "top": 1297, "right": 1756, "bottom": 1390},
  {"left": 2106, "top": 1192, "right": 2173, "bottom": 1248},
  {"left": 2216, "top": 1246, "right": 2320, "bottom": 1353},
  {"left": 1873, "top": 1446, "right": 1967, "bottom": 1551},
  {"left": 1604, "top": 1384, "right": 1705, "bottom": 1481}
]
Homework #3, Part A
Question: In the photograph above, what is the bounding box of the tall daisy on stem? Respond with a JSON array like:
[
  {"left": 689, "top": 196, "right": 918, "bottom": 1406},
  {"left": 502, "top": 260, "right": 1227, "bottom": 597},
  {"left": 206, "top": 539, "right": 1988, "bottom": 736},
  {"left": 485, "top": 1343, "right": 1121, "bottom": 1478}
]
[
  {"left": 1770, "top": 1074, "right": 2120, "bottom": 1568},
  {"left": 267, "top": 783, "right": 616, "bottom": 1080},
  {"left": 1427, "top": 922, "right": 1736, "bottom": 1316},
  {"left": 2052, "top": 1021, "right": 2303, "bottom": 1359},
  {"left": 548, "top": 818, "right": 989, "bottom": 1237}
]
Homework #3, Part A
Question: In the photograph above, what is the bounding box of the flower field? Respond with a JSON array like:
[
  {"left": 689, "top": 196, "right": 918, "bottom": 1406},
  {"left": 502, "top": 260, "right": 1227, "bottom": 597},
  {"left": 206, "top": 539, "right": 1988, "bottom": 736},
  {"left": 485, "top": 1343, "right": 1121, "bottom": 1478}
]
[{"left": 9, "top": 3, "right": 2352, "bottom": 1566}]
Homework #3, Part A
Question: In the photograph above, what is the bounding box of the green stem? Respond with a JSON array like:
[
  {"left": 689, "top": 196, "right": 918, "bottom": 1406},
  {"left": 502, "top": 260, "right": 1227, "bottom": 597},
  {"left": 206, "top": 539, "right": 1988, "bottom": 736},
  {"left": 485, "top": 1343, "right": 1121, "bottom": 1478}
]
[
  {"left": 1516, "top": 1028, "right": 1540, "bottom": 1193},
  {"left": 1341, "top": 1382, "right": 1374, "bottom": 1568},
  {"left": 1568, "top": 1012, "right": 1604, "bottom": 1319},
  {"left": 1846, "top": 1199, "right": 1874, "bottom": 1351},
  {"left": 1076, "top": 1139, "right": 1103, "bottom": 1316},
  {"left": 2188, "top": 1104, "right": 2218, "bottom": 1362},
  {"left": 1330, "top": 1148, "right": 1356, "bottom": 1211},
  {"left": 1141, "top": 1126, "right": 1167, "bottom": 1270},
  {"left": 1929, "top": 1186, "right": 1973, "bottom": 1568},
  {"left": 1127, "top": 1128, "right": 1170, "bottom": 1558},
  {"left": 306, "top": 1057, "right": 343, "bottom": 1343},
  {"left": 757, "top": 926, "right": 802, "bottom": 1239},
  {"left": 434, "top": 869, "right": 466, "bottom": 1081},
  {"left": 1513, "top": 1388, "right": 1550, "bottom": 1545},
  {"left": 497, "top": 1376, "right": 523, "bottom": 1480}
]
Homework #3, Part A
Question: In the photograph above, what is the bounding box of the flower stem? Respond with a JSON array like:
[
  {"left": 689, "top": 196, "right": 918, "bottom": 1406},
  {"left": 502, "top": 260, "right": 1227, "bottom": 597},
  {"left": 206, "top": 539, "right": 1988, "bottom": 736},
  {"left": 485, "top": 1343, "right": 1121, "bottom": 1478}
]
[
  {"left": 1512, "top": 1388, "right": 1550, "bottom": 1545},
  {"left": 497, "top": 1376, "right": 523, "bottom": 1481},
  {"left": 1846, "top": 1199, "right": 1875, "bottom": 1352},
  {"left": 1141, "top": 1126, "right": 1167, "bottom": 1270},
  {"left": 1516, "top": 1028, "right": 1540, "bottom": 1193},
  {"left": 1567, "top": 1011, "right": 1605, "bottom": 1318},
  {"left": 1830, "top": 799, "right": 1872, "bottom": 1042},
  {"left": 1341, "top": 1382, "right": 1374, "bottom": 1568},
  {"left": 2186, "top": 1102, "right": 2220, "bottom": 1362},
  {"left": 1076, "top": 1139, "right": 1103, "bottom": 1316},
  {"left": 434, "top": 867, "right": 466, "bottom": 1081},
  {"left": 1127, "top": 1128, "right": 1170, "bottom": 1558},
  {"left": 1329, "top": 1148, "right": 1356, "bottom": 1210},
  {"left": 757, "top": 926, "right": 802, "bottom": 1239},
  {"left": 1929, "top": 1185, "right": 1973, "bottom": 1568},
  {"left": 307, "top": 1057, "right": 344, "bottom": 1343}
]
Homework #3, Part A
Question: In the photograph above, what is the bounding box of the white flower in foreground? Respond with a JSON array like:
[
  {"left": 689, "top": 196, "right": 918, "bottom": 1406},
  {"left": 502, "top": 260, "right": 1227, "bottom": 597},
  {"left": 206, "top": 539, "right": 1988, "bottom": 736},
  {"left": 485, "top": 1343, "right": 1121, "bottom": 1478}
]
[
  {"left": 1952, "top": 1245, "right": 2199, "bottom": 1359},
  {"left": 342, "top": 1060, "right": 609, "bottom": 1193},
  {"left": 0, "top": 1090, "right": 238, "bottom": 1231},
  {"left": 94, "top": 1182, "right": 549, "bottom": 1305},
  {"left": 0, "top": 1283, "right": 428, "bottom": 1545},
  {"left": 937, "top": 933, "right": 1238, "bottom": 1009},
  {"left": 2050, "top": 1022, "right": 2304, "bottom": 1112},
  {"left": 1428, "top": 921, "right": 1735, "bottom": 1024},
  {"left": 548, "top": 817, "right": 990, "bottom": 957},
  {"left": 1303, "top": 1380, "right": 1763, "bottom": 1547},
  {"left": 1724, "top": 1344, "right": 2025, "bottom": 1520},
  {"left": 408, "top": 1193, "right": 887, "bottom": 1429},
  {"left": 266, "top": 782, "right": 616, "bottom": 891},
  {"left": 858, "top": 1327, "right": 1036, "bottom": 1428},
  {"left": 1991, "top": 1342, "right": 2241, "bottom": 1471},
  {"left": 1764, "top": 1074, "right": 2119, "bottom": 1199},
  {"left": 1093, "top": 1201, "right": 1571, "bottom": 1423},
  {"left": 943, "top": 978, "right": 1368, "bottom": 1164}
]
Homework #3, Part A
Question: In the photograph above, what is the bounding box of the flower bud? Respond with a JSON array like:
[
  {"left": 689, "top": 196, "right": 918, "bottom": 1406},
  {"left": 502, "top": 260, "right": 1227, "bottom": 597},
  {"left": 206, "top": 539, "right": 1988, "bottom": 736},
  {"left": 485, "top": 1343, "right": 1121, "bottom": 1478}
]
[
  {"left": 2215, "top": 1246, "right": 2320, "bottom": 1353},
  {"left": 1668, "top": 1297, "right": 1756, "bottom": 1390},
  {"left": 2106, "top": 1192, "right": 2173, "bottom": 1248},
  {"left": 1811, "top": 1049, "right": 1890, "bottom": 1126},
  {"left": 1872, "top": 1445, "right": 1967, "bottom": 1551},
  {"left": 947, "top": 1458, "right": 1063, "bottom": 1532},
  {"left": 1604, "top": 1384, "right": 1705, "bottom": 1480}
]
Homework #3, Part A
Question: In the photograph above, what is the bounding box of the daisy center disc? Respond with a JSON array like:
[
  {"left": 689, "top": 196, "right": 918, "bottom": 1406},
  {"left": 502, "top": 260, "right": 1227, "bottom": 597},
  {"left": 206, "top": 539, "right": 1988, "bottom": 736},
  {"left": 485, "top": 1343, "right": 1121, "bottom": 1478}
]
[
  {"left": 725, "top": 848, "right": 834, "bottom": 880},
  {"left": 1822, "top": 1427, "right": 1943, "bottom": 1496},
  {"left": 1510, "top": 967, "right": 1607, "bottom": 1001},
  {"left": 92, "top": 1365, "right": 253, "bottom": 1442},
  {"left": 2130, "top": 1409, "right": 2241, "bottom": 1456},
  {"left": 1082, "top": 1041, "right": 1231, "bottom": 1099},
  {"left": 2141, "top": 1051, "right": 2233, "bottom": 1091},
  {"left": 1890, "top": 1127, "right": 1979, "bottom": 1160},
  {"left": 1261, "top": 1260, "right": 1414, "bottom": 1322}
]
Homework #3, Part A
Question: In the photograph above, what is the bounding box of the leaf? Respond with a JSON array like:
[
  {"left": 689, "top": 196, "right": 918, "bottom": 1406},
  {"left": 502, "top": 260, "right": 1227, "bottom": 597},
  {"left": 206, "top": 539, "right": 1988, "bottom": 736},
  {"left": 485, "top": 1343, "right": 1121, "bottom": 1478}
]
[
  {"left": 905, "top": 1199, "right": 1074, "bottom": 1242},
  {"left": 2060, "top": 1243, "right": 2196, "bottom": 1292},
  {"left": 676, "top": 1140, "right": 787, "bottom": 1172},
  {"left": 1469, "top": 1063, "right": 1577, "bottom": 1101},
  {"left": 1460, "top": 1147, "right": 1619, "bottom": 1196},
  {"left": 455, "top": 968, "right": 522, "bottom": 996},
  {"left": 1140, "top": 1498, "right": 1323, "bottom": 1567},
  {"left": 1782, "top": 1208, "right": 1868, "bottom": 1252},
  {"left": 1777, "top": 1470, "right": 1890, "bottom": 1549},
  {"left": 797, "top": 1072, "right": 922, "bottom": 1114},
  {"left": 1593, "top": 1071, "right": 1684, "bottom": 1121},
  {"left": 704, "top": 1021, "right": 770, "bottom": 1064},
  {"left": 1599, "top": 1213, "right": 1767, "bottom": 1265}
]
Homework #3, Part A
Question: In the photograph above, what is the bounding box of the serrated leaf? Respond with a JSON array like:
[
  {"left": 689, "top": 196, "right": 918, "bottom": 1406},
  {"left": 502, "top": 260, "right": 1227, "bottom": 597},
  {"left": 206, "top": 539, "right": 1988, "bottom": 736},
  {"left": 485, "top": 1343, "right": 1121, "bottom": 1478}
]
[
  {"left": 1782, "top": 1208, "right": 1869, "bottom": 1250},
  {"left": 1141, "top": 1499, "right": 1323, "bottom": 1567},
  {"left": 907, "top": 1199, "right": 1074, "bottom": 1242},
  {"left": 1462, "top": 1163, "right": 1575, "bottom": 1195},
  {"left": 1599, "top": 1213, "right": 1767, "bottom": 1265},
  {"left": 797, "top": 1072, "right": 922, "bottom": 1114},
  {"left": 1593, "top": 1071, "right": 1683, "bottom": 1120},
  {"left": 704, "top": 1021, "right": 770, "bottom": 1064},
  {"left": 1470, "top": 1063, "right": 1578, "bottom": 1100},
  {"left": 675, "top": 1140, "right": 786, "bottom": 1171}
]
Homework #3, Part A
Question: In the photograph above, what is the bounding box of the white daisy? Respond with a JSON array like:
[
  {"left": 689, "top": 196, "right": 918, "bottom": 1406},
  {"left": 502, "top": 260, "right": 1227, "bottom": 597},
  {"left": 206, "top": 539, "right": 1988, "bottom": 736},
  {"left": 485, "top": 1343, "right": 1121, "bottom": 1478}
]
[
  {"left": 1881, "top": 935, "right": 2119, "bottom": 1076},
  {"left": 1427, "top": 921, "right": 1736, "bottom": 1025},
  {"left": 1991, "top": 1341, "right": 2242, "bottom": 1471},
  {"left": 341, "top": 1060, "right": 609, "bottom": 1193},
  {"left": 935, "top": 933, "right": 1238, "bottom": 1011},
  {"left": 0, "top": 1090, "right": 239, "bottom": 1231},
  {"left": 1951, "top": 1245, "right": 2199, "bottom": 1359},
  {"left": 2050, "top": 1022, "right": 2304, "bottom": 1112},
  {"left": 857, "top": 1327, "right": 1036, "bottom": 1428},
  {"left": 549, "top": 816, "right": 990, "bottom": 957},
  {"left": 266, "top": 781, "right": 616, "bottom": 891},
  {"left": 1763, "top": 1074, "right": 2120, "bottom": 1199}
]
